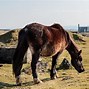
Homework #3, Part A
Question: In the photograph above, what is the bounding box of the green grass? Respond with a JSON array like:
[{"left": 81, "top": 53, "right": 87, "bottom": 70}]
[{"left": 0, "top": 32, "right": 89, "bottom": 89}]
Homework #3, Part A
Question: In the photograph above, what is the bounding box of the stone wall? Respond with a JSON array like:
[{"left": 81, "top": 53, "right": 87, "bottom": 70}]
[
  {"left": 0, "top": 47, "right": 32, "bottom": 64},
  {"left": 0, "top": 47, "right": 15, "bottom": 63}
]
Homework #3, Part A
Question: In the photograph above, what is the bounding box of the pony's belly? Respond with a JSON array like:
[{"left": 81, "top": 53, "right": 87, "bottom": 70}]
[
  {"left": 40, "top": 42, "right": 66, "bottom": 57},
  {"left": 40, "top": 44, "right": 55, "bottom": 57}
]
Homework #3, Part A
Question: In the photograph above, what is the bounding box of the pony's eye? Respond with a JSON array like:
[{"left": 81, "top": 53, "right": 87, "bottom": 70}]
[{"left": 78, "top": 56, "right": 82, "bottom": 61}]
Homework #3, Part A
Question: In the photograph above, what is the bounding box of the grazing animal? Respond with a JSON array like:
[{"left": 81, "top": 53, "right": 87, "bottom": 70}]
[{"left": 12, "top": 23, "right": 84, "bottom": 85}]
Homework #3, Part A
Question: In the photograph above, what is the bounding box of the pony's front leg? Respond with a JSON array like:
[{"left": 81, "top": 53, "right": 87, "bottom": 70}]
[
  {"left": 50, "top": 60, "right": 58, "bottom": 79},
  {"left": 50, "top": 52, "right": 60, "bottom": 79},
  {"left": 31, "top": 52, "right": 43, "bottom": 84}
]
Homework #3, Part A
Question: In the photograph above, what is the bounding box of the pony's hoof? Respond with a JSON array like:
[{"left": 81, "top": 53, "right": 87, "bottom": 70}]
[
  {"left": 16, "top": 77, "right": 22, "bottom": 86},
  {"left": 51, "top": 74, "right": 58, "bottom": 80},
  {"left": 51, "top": 76, "right": 57, "bottom": 80},
  {"left": 16, "top": 83, "right": 22, "bottom": 86},
  {"left": 33, "top": 78, "right": 43, "bottom": 84}
]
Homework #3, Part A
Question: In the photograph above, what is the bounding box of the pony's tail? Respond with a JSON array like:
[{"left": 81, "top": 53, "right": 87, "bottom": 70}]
[{"left": 12, "top": 29, "right": 28, "bottom": 77}]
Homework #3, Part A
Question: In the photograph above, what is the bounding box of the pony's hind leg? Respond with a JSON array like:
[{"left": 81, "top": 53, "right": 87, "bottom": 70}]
[
  {"left": 50, "top": 52, "right": 60, "bottom": 79},
  {"left": 13, "top": 34, "right": 28, "bottom": 85},
  {"left": 31, "top": 51, "right": 43, "bottom": 84}
]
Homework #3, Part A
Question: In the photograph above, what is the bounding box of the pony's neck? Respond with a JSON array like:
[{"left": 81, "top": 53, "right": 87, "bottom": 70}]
[{"left": 66, "top": 37, "right": 79, "bottom": 58}]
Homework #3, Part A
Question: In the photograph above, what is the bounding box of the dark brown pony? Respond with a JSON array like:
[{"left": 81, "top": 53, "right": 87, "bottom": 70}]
[{"left": 12, "top": 23, "right": 84, "bottom": 85}]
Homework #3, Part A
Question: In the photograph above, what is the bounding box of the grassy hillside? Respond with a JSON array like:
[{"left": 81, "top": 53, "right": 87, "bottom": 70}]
[
  {"left": 0, "top": 29, "right": 20, "bottom": 47},
  {"left": 0, "top": 30, "right": 89, "bottom": 89}
]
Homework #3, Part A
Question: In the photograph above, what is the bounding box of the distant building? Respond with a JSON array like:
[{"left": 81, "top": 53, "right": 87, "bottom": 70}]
[{"left": 78, "top": 24, "right": 89, "bottom": 33}]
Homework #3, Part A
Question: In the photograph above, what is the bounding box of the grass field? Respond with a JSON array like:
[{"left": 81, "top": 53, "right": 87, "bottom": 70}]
[{"left": 0, "top": 32, "right": 89, "bottom": 89}]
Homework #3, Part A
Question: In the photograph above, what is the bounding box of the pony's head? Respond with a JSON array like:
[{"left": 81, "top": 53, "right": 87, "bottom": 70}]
[{"left": 71, "top": 50, "right": 85, "bottom": 73}]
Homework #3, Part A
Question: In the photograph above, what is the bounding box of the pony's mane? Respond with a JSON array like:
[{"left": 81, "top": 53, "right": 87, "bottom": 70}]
[
  {"left": 69, "top": 36, "right": 79, "bottom": 52},
  {"left": 50, "top": 23, "right": 64, "bottom": 30}
]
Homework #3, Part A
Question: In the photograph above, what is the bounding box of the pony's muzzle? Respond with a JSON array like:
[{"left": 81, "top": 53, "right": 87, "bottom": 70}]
[{"left": 78, "top": 68, "right": 85, "bottom": 73}]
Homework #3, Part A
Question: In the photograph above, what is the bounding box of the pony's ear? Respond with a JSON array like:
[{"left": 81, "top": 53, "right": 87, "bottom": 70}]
[{"left": 78, "top": 50, "right": 82, "bottom": 55}]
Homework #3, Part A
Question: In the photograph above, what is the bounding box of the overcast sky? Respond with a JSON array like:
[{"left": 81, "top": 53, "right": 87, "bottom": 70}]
[{"left": 0, "top": 0, "right": 89, "bottom": 29}]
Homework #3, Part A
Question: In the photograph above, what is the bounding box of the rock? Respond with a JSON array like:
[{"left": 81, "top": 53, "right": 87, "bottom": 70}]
[
  {"left": 58, "top": 58, "right": 71, "bottom": 70},
  {"left": 22, "top": 61, "right": 48, "bottom": 75}
]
